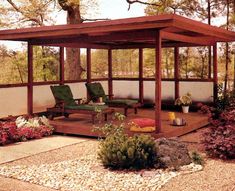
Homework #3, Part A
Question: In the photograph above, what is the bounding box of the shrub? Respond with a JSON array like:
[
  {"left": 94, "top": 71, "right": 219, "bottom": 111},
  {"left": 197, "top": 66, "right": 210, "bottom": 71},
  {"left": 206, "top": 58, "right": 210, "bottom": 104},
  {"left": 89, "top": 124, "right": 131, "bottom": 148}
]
[
  {"left": 96, "top": 113, "right": 159, "bottom": 169},
  {"left": 204, "top": 123, "right": 235, "bottom": 159},
  {"left": 201, "top": 99, "right": 235, "bottom": 159},
  {"left": 199, "top": 87, "right": 235, "bottom": 160},
  {"left": 191, "top": 151, "right": 204, "bottom": 165},
  {"left": 98, "top": 133, "right": 158, "bottom": 169},
  {"left": 0, "top": 122, "right": 18, "bottom": 145}
]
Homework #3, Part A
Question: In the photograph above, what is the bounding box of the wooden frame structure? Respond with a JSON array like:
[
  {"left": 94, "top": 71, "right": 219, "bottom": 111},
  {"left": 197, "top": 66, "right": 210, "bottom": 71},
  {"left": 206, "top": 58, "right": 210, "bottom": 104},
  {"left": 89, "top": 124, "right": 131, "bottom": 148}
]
[{"left": 1, "top": 14, "right": 235, "bottom": 133}]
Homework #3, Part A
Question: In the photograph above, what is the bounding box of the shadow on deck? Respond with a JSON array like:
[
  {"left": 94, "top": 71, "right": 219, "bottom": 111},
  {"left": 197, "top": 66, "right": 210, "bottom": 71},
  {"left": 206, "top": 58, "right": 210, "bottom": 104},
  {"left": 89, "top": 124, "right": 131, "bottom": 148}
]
[{"left": 49, "top": 108, "right": 209, "bottom": 139}]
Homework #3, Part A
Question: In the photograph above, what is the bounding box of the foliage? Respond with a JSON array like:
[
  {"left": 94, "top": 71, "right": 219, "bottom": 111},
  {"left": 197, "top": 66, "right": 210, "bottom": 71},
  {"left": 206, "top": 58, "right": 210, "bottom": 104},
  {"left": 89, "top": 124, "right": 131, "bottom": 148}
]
[
  {"left": 204, "top": 122, "right": 235, "bottom": 160},
  {"left": 95, "top": 113, "right": 159, "bottom": 169},
  {"left": 191, "top": 151, "right": 204, "bottom": 165},
  {"left": 33, "top": 46, "right": 59, "bottom": 82},
  {"left": 200, "top": 89, "right": 235, "bottom": 160},
  {"left": 0, "top": 0, "right": 55, "bottom": 27},
  {"left": 215, "top": 85, "right": 235, "bottom": 112},
  {"left": 175, "top": 92, "right": 192, "bottom": 106},
  {"left": 112, "top": 49, "right": 139, "bottom": 78},
  {"left": 0, "top": 116, "right": 54, "bottom": 145}
]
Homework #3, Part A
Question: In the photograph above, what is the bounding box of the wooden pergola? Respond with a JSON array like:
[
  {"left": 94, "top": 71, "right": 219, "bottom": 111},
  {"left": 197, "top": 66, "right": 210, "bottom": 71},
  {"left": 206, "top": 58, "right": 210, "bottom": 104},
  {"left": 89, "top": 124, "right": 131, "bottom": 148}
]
[{"left": 1, "top": 14, "right": 235, "bottom": 133}]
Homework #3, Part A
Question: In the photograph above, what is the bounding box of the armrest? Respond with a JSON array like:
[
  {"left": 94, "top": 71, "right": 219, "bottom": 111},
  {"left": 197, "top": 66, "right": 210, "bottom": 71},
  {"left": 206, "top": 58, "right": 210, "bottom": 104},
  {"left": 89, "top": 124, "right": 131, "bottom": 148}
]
[
  {"left": 55, "top": 100, "right": 65, "bottom": 109},
  {"left": 106, "top": 94, "right": 114, "bottom": 99}
]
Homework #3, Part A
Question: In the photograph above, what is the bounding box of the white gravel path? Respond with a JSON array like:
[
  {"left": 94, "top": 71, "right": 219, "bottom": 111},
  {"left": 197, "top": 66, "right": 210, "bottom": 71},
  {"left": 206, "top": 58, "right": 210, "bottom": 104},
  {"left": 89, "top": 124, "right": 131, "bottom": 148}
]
[{"left": 0, "top": 152, "right": 202, "bottom": 191}]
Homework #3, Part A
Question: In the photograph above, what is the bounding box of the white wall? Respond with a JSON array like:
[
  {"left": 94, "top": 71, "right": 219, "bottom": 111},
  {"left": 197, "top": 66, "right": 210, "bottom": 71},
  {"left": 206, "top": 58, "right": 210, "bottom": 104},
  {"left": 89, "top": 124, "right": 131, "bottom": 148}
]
[
  {"left": 144, "top": 81, "right": 175, "bottom": 101},
  {"left": 113, "top": 81, "right": 139, "bottom": 99},
  {"left": 0, "top": 87, "right": 27, "bottom": 118},
  {"left": 33, "top": 85, "right": 55, "bottom": 113},
  {"left": 68, "top": 82, "right": 87, "bottom": 100},
  {"left": 0, "top": 80, "right": 214, "bottom": 117},
  {"left": 179, "top": 82, "right": 213, "bottom": 102}
]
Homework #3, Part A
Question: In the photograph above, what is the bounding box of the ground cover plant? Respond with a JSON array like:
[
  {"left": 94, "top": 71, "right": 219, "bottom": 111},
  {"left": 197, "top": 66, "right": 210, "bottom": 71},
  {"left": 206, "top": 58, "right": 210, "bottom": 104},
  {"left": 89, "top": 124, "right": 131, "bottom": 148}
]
[
  {"left": 199, "top": 88, "right": 235, "bottom": 159},
  {"left": 0, "top": 116, "right": 54, "bottom": 145}
]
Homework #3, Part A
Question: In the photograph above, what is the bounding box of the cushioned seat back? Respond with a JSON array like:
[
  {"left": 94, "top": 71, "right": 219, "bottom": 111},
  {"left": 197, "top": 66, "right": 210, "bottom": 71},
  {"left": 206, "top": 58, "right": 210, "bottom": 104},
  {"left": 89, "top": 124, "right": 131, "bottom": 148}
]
[
  {"left": 86, "top": 82, "right": 107, "bottom": 102},
  {"left": 50, "top": 85, "right": 76, "bottom": 106}
]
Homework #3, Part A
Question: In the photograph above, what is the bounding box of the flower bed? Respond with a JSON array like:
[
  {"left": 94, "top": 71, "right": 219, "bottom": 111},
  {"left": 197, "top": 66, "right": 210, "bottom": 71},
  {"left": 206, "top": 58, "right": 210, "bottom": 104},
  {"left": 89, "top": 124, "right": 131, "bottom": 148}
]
[
  {"left": 199, "top": 88, "right": 235, "bottom": 160},
  {"left": 0, "top": 116, "right": 54, "bottom": 145}
]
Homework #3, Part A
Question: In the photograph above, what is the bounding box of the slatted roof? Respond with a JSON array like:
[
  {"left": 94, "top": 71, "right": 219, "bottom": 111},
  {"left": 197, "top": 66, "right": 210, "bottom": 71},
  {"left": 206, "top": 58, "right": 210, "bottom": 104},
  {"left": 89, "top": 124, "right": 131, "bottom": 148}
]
[{"left": 0, "top": 14, "right": 235, "bottom": 49}]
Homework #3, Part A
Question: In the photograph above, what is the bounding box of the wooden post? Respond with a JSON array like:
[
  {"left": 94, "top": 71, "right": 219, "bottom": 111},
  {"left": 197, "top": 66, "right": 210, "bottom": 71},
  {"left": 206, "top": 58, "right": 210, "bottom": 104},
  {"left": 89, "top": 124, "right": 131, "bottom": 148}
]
[
  {"left": 59, "top": 47, "right": 65, "bottom": 85},
  {"left": 139, "top": 48, "right": 144, "bottom": 104},
  {"left": 213, "top": 44, "right": 218, "bottom": 102},
  {"left": 155, "top": 31, "right": 162, "bottom": 133},
  {"left": 87, "top": 48, "right": 91, "bottom": 83},
  {"left": 108, "top": 49, "right": 113, "bottom": 99},
  {"left": 208, "top": 47, "right": 212, "bottom": 79},
  {"left": 174, "top": 47, "right": 179, "bottom": 99},
  {"left": 87, "top": 48, "right": 91, "bottom": 99},
  {"left": 27, "top": 44, "right": 33, "bottom": 115}
]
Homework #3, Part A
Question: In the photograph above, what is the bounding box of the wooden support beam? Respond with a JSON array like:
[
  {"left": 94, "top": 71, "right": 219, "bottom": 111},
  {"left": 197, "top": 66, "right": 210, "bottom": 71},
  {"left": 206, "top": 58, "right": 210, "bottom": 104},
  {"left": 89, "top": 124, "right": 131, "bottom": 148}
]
[
  {"left": 174, "top": 47, "right": 179, "bottom": 99},
  {"left": 161, "top": 31, "right": 215, "bottom": 46},
  {"left": 59, "top": 47, "right": 65, "bottom": 85},
  {"left": 213, "top": 44, "right": 218, "bottom": 102},
  {"left": 208, "top": 46, "right": 212, "bottom": 79},
  {"left": 27, "top": 44, "right": 33, "bottom": 115},
  {"left": 108, "top": 49, "right": 113, "bottom": 98},
  {"left": 139, "top": 48, "right": 144, "bottom": 104},
  {"left": 155, "top": 31, "right": 162, "bottom": 133},
  {"left": 87, "top": 48, "right": 91, "bottom": 99}
]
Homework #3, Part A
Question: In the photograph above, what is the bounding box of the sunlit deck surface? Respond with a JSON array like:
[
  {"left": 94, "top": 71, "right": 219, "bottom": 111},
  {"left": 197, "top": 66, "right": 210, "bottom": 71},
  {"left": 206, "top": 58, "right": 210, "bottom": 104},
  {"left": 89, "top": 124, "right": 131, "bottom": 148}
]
[{"left": 50, "top": 108, "right": 209, "bottom": 138}]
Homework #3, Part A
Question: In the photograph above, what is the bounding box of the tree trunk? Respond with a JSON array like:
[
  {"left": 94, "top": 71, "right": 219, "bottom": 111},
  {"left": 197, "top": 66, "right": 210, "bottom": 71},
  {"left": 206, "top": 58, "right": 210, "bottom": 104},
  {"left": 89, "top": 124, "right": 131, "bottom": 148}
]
[
  {"left": 185, "top": 48, "right": 189, "bottom": 79},
  {"left": 165, "top": 49, "right": 169, "bottom": 78},
  {"left": 201, "top": 56, "right": 205, "bottom": 79},
  {"left": 58, "top": 1, "right": 84, "bottom": 80}
]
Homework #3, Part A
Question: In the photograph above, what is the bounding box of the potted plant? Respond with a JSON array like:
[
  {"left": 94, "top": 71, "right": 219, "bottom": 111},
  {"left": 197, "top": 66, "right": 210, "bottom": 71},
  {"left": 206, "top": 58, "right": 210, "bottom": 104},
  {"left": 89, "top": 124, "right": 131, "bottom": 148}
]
[{"left": 175, "top": 93, "right": 192, "bottom": 113}]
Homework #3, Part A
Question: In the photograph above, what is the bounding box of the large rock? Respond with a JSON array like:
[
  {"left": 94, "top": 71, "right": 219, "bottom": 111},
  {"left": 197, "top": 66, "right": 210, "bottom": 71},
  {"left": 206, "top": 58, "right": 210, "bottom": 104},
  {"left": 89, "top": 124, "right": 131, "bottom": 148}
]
[{"left": 155, "top": 138, "right": 192, "bottom": 169}]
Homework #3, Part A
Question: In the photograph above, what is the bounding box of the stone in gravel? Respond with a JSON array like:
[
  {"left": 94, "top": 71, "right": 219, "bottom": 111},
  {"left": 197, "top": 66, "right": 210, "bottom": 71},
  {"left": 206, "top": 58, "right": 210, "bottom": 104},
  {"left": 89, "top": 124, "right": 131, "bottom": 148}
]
[{"left": 155, "top": 138, "right": 192, "bottom": 169}]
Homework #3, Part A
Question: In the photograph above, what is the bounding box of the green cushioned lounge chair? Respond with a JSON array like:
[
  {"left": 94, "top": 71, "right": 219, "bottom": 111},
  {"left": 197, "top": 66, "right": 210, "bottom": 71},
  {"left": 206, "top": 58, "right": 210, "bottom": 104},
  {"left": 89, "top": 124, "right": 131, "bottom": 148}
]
[
  {"left": 47, "top": 85, "right": 113, "bottom": 123},
  {"left": 85, "top": 82, "right": 141, "bottom": 116}
]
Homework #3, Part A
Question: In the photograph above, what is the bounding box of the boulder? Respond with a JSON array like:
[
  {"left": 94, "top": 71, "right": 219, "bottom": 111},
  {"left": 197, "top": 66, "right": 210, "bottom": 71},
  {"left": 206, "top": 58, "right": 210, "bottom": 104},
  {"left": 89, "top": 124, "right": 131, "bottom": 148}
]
[{"left": 155, "top": 138, "right": 192, "bottom": 169}]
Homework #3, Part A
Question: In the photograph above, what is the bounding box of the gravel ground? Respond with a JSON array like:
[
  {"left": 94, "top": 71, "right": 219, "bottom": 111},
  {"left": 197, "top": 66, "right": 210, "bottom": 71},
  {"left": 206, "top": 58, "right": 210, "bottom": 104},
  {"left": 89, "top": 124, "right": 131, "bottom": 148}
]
[
  {"left": 0, "top": 140, "right": 202, "bottom": 191},
  {"left": 0, "top": 129, "right": 234, "bottom": 191}
]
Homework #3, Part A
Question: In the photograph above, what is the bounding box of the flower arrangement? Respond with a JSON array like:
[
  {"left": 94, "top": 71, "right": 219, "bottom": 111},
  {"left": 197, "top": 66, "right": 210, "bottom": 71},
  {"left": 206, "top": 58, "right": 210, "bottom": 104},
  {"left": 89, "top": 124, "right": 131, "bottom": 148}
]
[
  {"left": 0, "top": 116, "right": 54, "bottom": 145},
  {"left": 175, "top": 93, "right": 192, "bottom": 106}
]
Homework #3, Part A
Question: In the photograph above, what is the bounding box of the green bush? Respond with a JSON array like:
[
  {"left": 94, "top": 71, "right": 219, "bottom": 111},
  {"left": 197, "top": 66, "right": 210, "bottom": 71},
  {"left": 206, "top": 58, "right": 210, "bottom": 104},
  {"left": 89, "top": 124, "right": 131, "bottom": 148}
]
[
  {"left": 98, "top": 134, "right": 158, "bottom": 169},
  {"left": 191, "top": 151, "right": 204, "bottom": 165},
  {"left": 96, "top": 113, "right": 159, "bottom": 169}
]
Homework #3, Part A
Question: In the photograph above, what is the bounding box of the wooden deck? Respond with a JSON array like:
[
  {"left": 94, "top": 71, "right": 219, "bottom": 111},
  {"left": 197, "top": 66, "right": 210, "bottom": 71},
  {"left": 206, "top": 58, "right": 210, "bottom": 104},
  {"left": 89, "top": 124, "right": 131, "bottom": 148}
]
[{"left": 49, "top": 108, "right": 209, "bottom": 138}]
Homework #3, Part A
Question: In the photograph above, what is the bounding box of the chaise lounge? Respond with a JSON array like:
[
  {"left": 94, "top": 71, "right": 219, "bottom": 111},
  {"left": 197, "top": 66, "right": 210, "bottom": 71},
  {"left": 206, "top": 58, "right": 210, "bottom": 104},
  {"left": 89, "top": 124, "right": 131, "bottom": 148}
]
[
  {"left": 85, "top": 82, "right": 141, "bottom": 116},
  {"left": 47, "top": 85, "right": 114, "bottom": 123}
]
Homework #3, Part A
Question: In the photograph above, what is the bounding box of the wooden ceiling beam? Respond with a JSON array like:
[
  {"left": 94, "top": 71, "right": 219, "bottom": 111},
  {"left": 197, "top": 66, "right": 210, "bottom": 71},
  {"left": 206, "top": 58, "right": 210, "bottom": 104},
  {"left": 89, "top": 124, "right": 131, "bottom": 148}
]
[
  {"left": 30, "top": 30, "right": 157, "bottom": 46},
  {"left": 161, "top": 31, "right": 216, "bottom": 46}
]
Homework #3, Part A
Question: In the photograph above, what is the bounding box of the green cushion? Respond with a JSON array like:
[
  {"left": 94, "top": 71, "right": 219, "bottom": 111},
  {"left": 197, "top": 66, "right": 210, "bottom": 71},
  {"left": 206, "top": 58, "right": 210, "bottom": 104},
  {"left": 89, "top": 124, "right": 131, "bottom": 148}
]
[
  {"left": 85, "top": 82, "right": 107, "bottom": 102},
  {"left": 50, "top": 85, "right": 76, "bottom": 106},
  {"left": 105, "top": 99, "right": 138, "bottom": 106},
  {"left": 65, "top": 104, "right": 108, "bottom": 111}
]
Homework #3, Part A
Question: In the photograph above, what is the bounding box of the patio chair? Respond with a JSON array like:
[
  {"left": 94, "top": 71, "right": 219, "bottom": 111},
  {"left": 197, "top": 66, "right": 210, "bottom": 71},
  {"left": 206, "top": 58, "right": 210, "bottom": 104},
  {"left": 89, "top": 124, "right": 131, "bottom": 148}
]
[
  {"left": 47, "top": 85, "right": 114, "bottom": 123},
  {"left": 85, "top": 82, "right": 141, "bottom": 116}
]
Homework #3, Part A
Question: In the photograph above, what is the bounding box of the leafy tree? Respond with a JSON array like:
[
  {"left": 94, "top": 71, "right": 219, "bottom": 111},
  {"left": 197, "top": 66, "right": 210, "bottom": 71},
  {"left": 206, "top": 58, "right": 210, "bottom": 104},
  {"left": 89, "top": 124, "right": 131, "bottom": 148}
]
[
  {"left": 112, "top": 49, "right": 139, "bottom": 78},
  {"left": 0, "top": 0, "right": 55, "bottom": 27},
  {"left": 91, "top": 49, "right": 108, "bottom": 78},
  {"left": 33, "top": 46, "right": 59, "bottom": 82}
]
